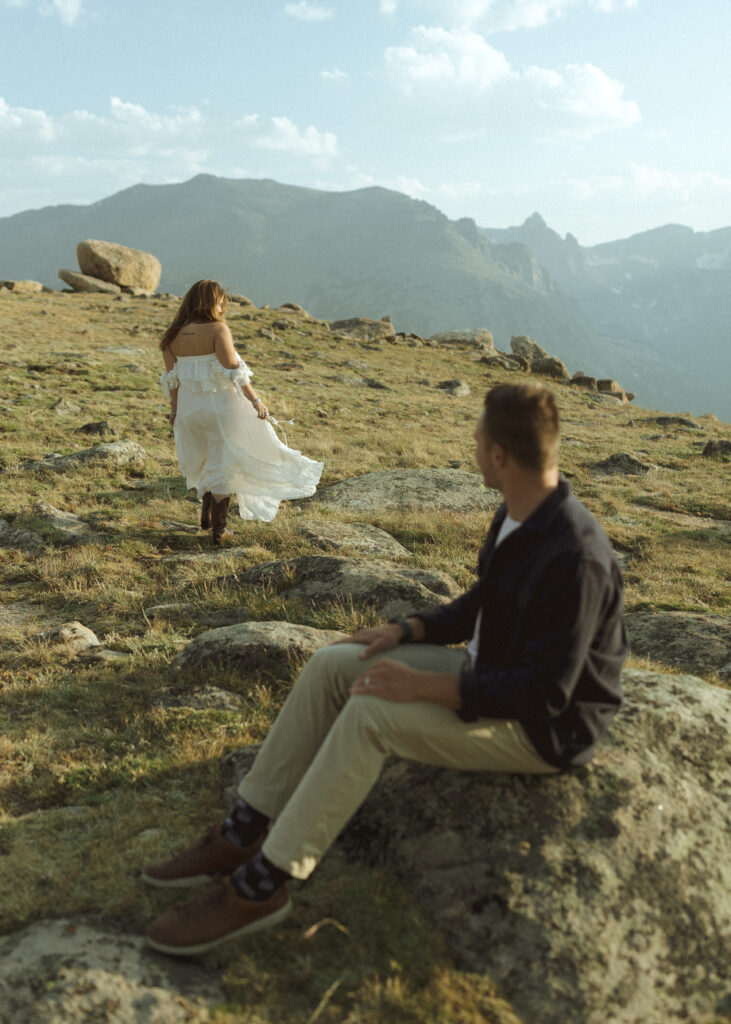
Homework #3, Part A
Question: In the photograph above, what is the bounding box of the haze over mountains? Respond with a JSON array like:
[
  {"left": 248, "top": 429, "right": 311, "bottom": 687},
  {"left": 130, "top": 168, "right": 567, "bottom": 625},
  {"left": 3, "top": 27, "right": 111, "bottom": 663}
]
[{"left": 1, "top": 174, "right": 729, "bottom": 419}]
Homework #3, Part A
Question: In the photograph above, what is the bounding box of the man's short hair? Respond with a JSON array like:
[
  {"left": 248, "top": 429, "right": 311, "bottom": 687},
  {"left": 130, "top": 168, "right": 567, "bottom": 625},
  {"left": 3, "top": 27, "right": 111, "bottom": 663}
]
[{"left": 483, "top": 383, "right": 560, "bottom": 471}]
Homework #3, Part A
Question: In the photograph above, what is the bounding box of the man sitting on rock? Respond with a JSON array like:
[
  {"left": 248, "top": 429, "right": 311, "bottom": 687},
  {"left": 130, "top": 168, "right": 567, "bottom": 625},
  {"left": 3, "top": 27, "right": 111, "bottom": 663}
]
[{"left": 144, "top": 382, "right": 627, "bottom": 956}]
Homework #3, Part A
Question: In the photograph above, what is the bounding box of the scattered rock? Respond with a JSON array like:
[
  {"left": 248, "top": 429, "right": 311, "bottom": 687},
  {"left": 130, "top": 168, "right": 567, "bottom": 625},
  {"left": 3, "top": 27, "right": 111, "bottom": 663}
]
[
  {"left": 625, "top": 610, "right": 731, "bottom": 679},
  {"left": 653, "top": 415, "right": 700, "bottom": 430},
  {"left": 229, "top": 668, "right": 731, "bottom": 1024},
  {"left": 77, "top": 648, "right": 131, "bottom": 664},
  {"left": 77, "top": 239, "right": 162, "bottom": 292},
  {"left": 479, "top": 354, "right": 529, "bottom": 372},
  {"left": 294, "top": 520, "right": 411, "bottom": 559},
  {"left": 591, "top": 452, "right": 658, "bottom": 476},
  {"left": 437, "top": 379, "right": 471, "bottom": 397},
  {"left": 172, "top": 620, "right": 346, "bottom": 676},
  {"left": 31, "top": 501, "right": 92, "bottom": 542},
  {"left": 162, "top": 545, "right": 258, "bottom": 565},
  {"left": 153, "top": 685, "right": 248, "bottom": 711},
  {"left": 702, "top": 439, "right": 731, "bottom": 458},
  {"left": 52, "top": 397, "right": 82, "bottom": 416},
  {"left": 597, "top": 379, "right": 632, "bottom": 403},
  {"left": 74, "top": 421, "right": 116, "bottom": 437},
  {"left": 510, "top": 335, "right": 548, "bottom": 362},
  {"left": 531, "top": 355, "right": 570, "bottom": 380},
  {"left": 570, "top": 373, "right": 598, "bottom": 391},
  {"left": 305, "top": 469, "right": 502, "bottom": 515},
  {"left": 228, "top": 292, "right": 254, "bottom": 306},
  {"left": 0, "top": 919, "right": 223, "bottom": 1023},
  {"left": 0, "top": 279, "right": 44, "bottom": 293},
  {"left": 227, "top": 555, "right": 461, "bottom": 619},
  {"left": 430, "top": 330, "right": 495, "bottom": 353},
  {"left": 58, "top": 269, "right": 122, "bottom": 295},
  {"left": 0, "top": 518, "right": 44, "bottom": 552},
  {"left": 38, "top": 621, "right": 100, "bottom": 655},
  {"left": 329, "top": 317, "right": 396, "bottom": 343},
  {"left": 18, "top": 440, "right": 145, "bottom": 474},
  {"left": 144, "top": 603, "right": 195, "bottom": 620}
]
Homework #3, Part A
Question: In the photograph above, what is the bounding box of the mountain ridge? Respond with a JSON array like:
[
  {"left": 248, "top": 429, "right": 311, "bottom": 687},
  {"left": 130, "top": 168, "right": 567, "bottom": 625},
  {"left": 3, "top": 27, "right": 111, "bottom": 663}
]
[{"left": 1, "top": 174, "right": 728, "bottom": 418}]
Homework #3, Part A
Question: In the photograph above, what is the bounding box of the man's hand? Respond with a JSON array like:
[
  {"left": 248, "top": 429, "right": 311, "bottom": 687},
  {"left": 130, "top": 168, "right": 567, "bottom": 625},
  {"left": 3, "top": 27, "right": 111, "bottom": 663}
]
[
  {"left": 331, "top": 624, "right": 404, "bottom": 660},
  {"left": 349, "top": 658, "right": 462, "bottom": 707}
]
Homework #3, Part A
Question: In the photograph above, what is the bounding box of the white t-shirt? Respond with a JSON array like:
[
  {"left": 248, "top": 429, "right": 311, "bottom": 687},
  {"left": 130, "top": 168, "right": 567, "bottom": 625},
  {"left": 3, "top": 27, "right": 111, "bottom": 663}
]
[{"left": 466, "top": 514, "right": 522, "bottom": 667}]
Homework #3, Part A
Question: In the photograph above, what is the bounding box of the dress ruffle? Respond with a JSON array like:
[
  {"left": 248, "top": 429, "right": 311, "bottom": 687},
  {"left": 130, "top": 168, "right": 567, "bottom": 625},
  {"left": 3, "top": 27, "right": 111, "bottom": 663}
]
[{"left": 160, "top": 356, "right": 252, "bottom": 399}]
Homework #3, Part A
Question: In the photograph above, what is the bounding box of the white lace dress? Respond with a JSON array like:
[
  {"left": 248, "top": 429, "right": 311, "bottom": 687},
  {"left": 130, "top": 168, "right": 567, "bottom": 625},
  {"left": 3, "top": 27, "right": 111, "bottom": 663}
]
[{"left": 160, "top": 353, "right": 323, "bottom": 522}]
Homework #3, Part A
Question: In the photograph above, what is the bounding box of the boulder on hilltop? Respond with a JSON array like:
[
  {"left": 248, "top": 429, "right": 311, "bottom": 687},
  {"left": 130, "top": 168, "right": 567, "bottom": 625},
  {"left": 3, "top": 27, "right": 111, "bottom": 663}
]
[
  {"left": 58, "top": 269, "right": 121, "bottom": 295},
  {"left": 77, "top": 239, "right": 161, "bottom": 292},
  {"left": 329, "top": 317, "right": 396, "bottom": 343}
]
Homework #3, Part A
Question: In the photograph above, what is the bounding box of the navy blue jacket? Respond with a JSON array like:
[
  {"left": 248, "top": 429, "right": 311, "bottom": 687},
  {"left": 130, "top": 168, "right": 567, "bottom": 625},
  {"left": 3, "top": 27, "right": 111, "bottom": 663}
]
[{"left": 414, "top": 478, "right": 626, "bottom": 769}]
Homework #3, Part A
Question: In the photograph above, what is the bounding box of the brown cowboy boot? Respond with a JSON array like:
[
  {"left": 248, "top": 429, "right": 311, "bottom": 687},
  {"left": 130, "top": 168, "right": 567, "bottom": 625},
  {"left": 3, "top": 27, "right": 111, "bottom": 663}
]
[
  {"left": 211, "top": 496, "right": 231, "bottom": 546},
  {"left": 200, "top": 492, "right": 212, "bottom": 530}
]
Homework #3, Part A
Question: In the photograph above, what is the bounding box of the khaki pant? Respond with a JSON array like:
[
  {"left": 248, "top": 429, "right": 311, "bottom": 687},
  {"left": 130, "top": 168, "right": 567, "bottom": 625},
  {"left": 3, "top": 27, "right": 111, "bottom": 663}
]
[{"left": 239, "top": 642, "right": 558, "bottom": 879}]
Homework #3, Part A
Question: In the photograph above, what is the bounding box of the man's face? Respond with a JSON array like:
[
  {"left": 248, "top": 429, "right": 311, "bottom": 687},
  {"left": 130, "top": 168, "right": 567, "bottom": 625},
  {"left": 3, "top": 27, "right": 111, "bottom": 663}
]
[{"left": 474, "top": 413, "right": 499, "bottom": 489}]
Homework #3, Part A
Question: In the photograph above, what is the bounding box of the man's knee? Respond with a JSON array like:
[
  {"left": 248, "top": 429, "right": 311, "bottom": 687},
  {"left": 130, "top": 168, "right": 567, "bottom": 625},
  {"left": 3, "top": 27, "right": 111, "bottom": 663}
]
[{"left": 295, "top": 643, "right": 365, "bottom": 695}]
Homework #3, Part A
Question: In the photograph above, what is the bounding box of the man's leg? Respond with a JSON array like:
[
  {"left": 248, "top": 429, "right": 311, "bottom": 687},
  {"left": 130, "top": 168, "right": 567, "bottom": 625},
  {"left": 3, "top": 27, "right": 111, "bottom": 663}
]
[{"left": 259, "top": 642, "right": 557, "bottom": 881}]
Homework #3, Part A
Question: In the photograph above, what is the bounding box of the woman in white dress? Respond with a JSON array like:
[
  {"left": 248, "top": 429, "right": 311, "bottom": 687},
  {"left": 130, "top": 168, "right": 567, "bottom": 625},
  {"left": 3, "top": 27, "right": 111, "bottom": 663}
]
[{"left": 160, "top": 280, "right": 323, "bottom": 544}]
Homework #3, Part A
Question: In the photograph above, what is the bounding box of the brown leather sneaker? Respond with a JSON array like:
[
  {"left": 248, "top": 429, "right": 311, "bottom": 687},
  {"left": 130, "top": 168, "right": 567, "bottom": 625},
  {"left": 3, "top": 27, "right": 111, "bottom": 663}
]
[
  {"left": 142, "top": 825, "right": 265, "bottom": 888},
  {"left": 146, "top": 878, "right": 292, "bottom": 956}
]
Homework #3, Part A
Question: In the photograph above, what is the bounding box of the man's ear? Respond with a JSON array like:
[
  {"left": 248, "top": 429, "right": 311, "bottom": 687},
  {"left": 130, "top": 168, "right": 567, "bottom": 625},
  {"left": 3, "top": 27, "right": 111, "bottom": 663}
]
[{"left": 491, "top": 442, "right": 508, "bottom": 467}]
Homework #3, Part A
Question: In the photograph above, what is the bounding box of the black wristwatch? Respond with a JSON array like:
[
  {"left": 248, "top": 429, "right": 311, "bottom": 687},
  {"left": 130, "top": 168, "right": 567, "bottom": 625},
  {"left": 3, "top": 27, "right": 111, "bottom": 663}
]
[{"left": 389, "top": 616, "right": 415, "bottom": 643}]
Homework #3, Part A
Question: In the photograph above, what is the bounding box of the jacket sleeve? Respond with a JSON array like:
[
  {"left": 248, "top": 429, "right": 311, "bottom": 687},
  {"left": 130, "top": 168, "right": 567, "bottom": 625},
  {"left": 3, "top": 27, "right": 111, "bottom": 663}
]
[
  {"left": 458, "top": 555, "right": 618, "bottom": 721},
  {"left": 412, "top": 578, "right": 483, "bottom": 646}
]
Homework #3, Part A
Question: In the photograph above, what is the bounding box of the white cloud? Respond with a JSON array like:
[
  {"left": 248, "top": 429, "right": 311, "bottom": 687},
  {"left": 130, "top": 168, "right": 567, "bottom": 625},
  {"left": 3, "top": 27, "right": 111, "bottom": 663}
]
[
  {"left": 46, "top": 0, "right": 83, "bottom": 25},
  {"left": 283, "top": 1, "right": 333, "bottom": 21},
  {"left": 380, "top": 0, "right": 398, "bottom": 11},
  {"left": 321, "top": 68, "right": 347, "bottom": 80},
  {"left": 253, "top": 116, "right": 338, "bottom": 158},
  {"left": 402, "top": 0, "right": 637, "bottom": 30},
  {"left": 5, "top": 0, "right": 85, "bottom": 24},
  {"left": 0, "top": 97, "right": 341, "bottom": 216},
  {"left": 525, "top": 62, "right": 640, "bottom": 135},
  {"left": 386, "top": 26, "right": 512, "bottom": 92}
]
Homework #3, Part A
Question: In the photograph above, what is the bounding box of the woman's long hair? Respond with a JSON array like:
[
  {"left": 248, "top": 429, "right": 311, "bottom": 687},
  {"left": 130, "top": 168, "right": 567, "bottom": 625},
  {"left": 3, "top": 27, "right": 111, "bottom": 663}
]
[{"left": 160, "top": 279, "right": 228, "bottom": 350}]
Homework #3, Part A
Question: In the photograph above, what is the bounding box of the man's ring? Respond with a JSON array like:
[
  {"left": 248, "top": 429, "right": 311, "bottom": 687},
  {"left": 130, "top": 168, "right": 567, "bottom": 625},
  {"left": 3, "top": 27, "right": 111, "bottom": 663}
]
[{"left": 364, "top": 676, "right": 371, "bottom": 686}]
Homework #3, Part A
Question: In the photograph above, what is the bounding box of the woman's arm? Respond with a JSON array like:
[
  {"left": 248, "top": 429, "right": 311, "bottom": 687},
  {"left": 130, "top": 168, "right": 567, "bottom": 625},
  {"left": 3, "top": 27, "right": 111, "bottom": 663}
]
[
  {"left": 162, "top": 348, "right": 178, "bottom": 424},
  {"left": 214, "top": 323, "right": 268, "bottom": 418}
]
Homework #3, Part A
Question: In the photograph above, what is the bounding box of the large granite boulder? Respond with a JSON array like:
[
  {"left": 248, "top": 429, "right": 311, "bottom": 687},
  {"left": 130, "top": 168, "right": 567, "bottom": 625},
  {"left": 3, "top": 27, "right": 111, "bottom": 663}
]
[
  {"left": 225, "top": 668, "right": 731, "bottom": 1024},
  {"left": 225, "top": 555, "right": 461, "bottom": 619},
  {"left": 171, "top": 621, "right": 346, "bottom": 676},
  {"left": 305, "top": 469, "right": 502, "bottom": 515},
  {"left": 77, "top": 239, "right": 162, "bottom": 292}
]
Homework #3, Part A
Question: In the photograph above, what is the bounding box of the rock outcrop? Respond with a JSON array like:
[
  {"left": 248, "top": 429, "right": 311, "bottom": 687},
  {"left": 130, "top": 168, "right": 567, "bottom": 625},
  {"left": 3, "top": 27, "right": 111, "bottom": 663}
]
[
  {"left": 430, "top": 329, "right": 495, "bottom": 352},
  {"left": 306, "top": 468, "right": 502, "bottom": 515},
  {"left": 591, "top": 452, "right": 658, "bottom": 476},
  {"left": 226, "top": 667, "right": 731, "bottom": 1024},
  {"left": 172, "top": 620, "right": 345, "bottom": 676},
  {"left": 625, "top": 610, "right": 731, "bottom": 679},
  {"left": 293, "top": 520, "right": 411, "bottom": 559},
  {"left": 224, "top": 555, "right": 461, "bottom": 619},
  {"left": 329, "top": 317, "right": 396, "bottom": 343},
  {"left": 77, "top": 239, "right": 162, "bottom": 292},
  {"left": 58, "top": 269, "right": 121, "bottom": 295},
  {"left": 17, "top": 441, "right": 145, "bottom": 474}
]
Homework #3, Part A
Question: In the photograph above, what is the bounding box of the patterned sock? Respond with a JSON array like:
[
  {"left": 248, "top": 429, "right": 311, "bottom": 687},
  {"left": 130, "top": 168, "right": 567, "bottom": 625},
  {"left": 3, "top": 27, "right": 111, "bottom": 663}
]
[
  {"left": 230, "top": 851, "right": 291, "bottom": 902},
  {"left": 222, "top": 798, "right": 270, "bottom": 848}
]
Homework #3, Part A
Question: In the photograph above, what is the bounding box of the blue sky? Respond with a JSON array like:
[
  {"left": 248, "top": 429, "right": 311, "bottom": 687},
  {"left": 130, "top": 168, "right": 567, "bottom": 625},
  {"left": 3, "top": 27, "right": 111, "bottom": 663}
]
[{"left": 1, "top": 0, "right": 729, "bottom": 244}]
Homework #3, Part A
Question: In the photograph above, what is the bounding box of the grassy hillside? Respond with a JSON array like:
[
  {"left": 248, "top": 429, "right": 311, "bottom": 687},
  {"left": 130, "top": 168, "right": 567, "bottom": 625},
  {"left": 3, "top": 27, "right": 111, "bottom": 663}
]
[{"left": 0, "top": 289, "right": 729, "bottom": 1022}]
